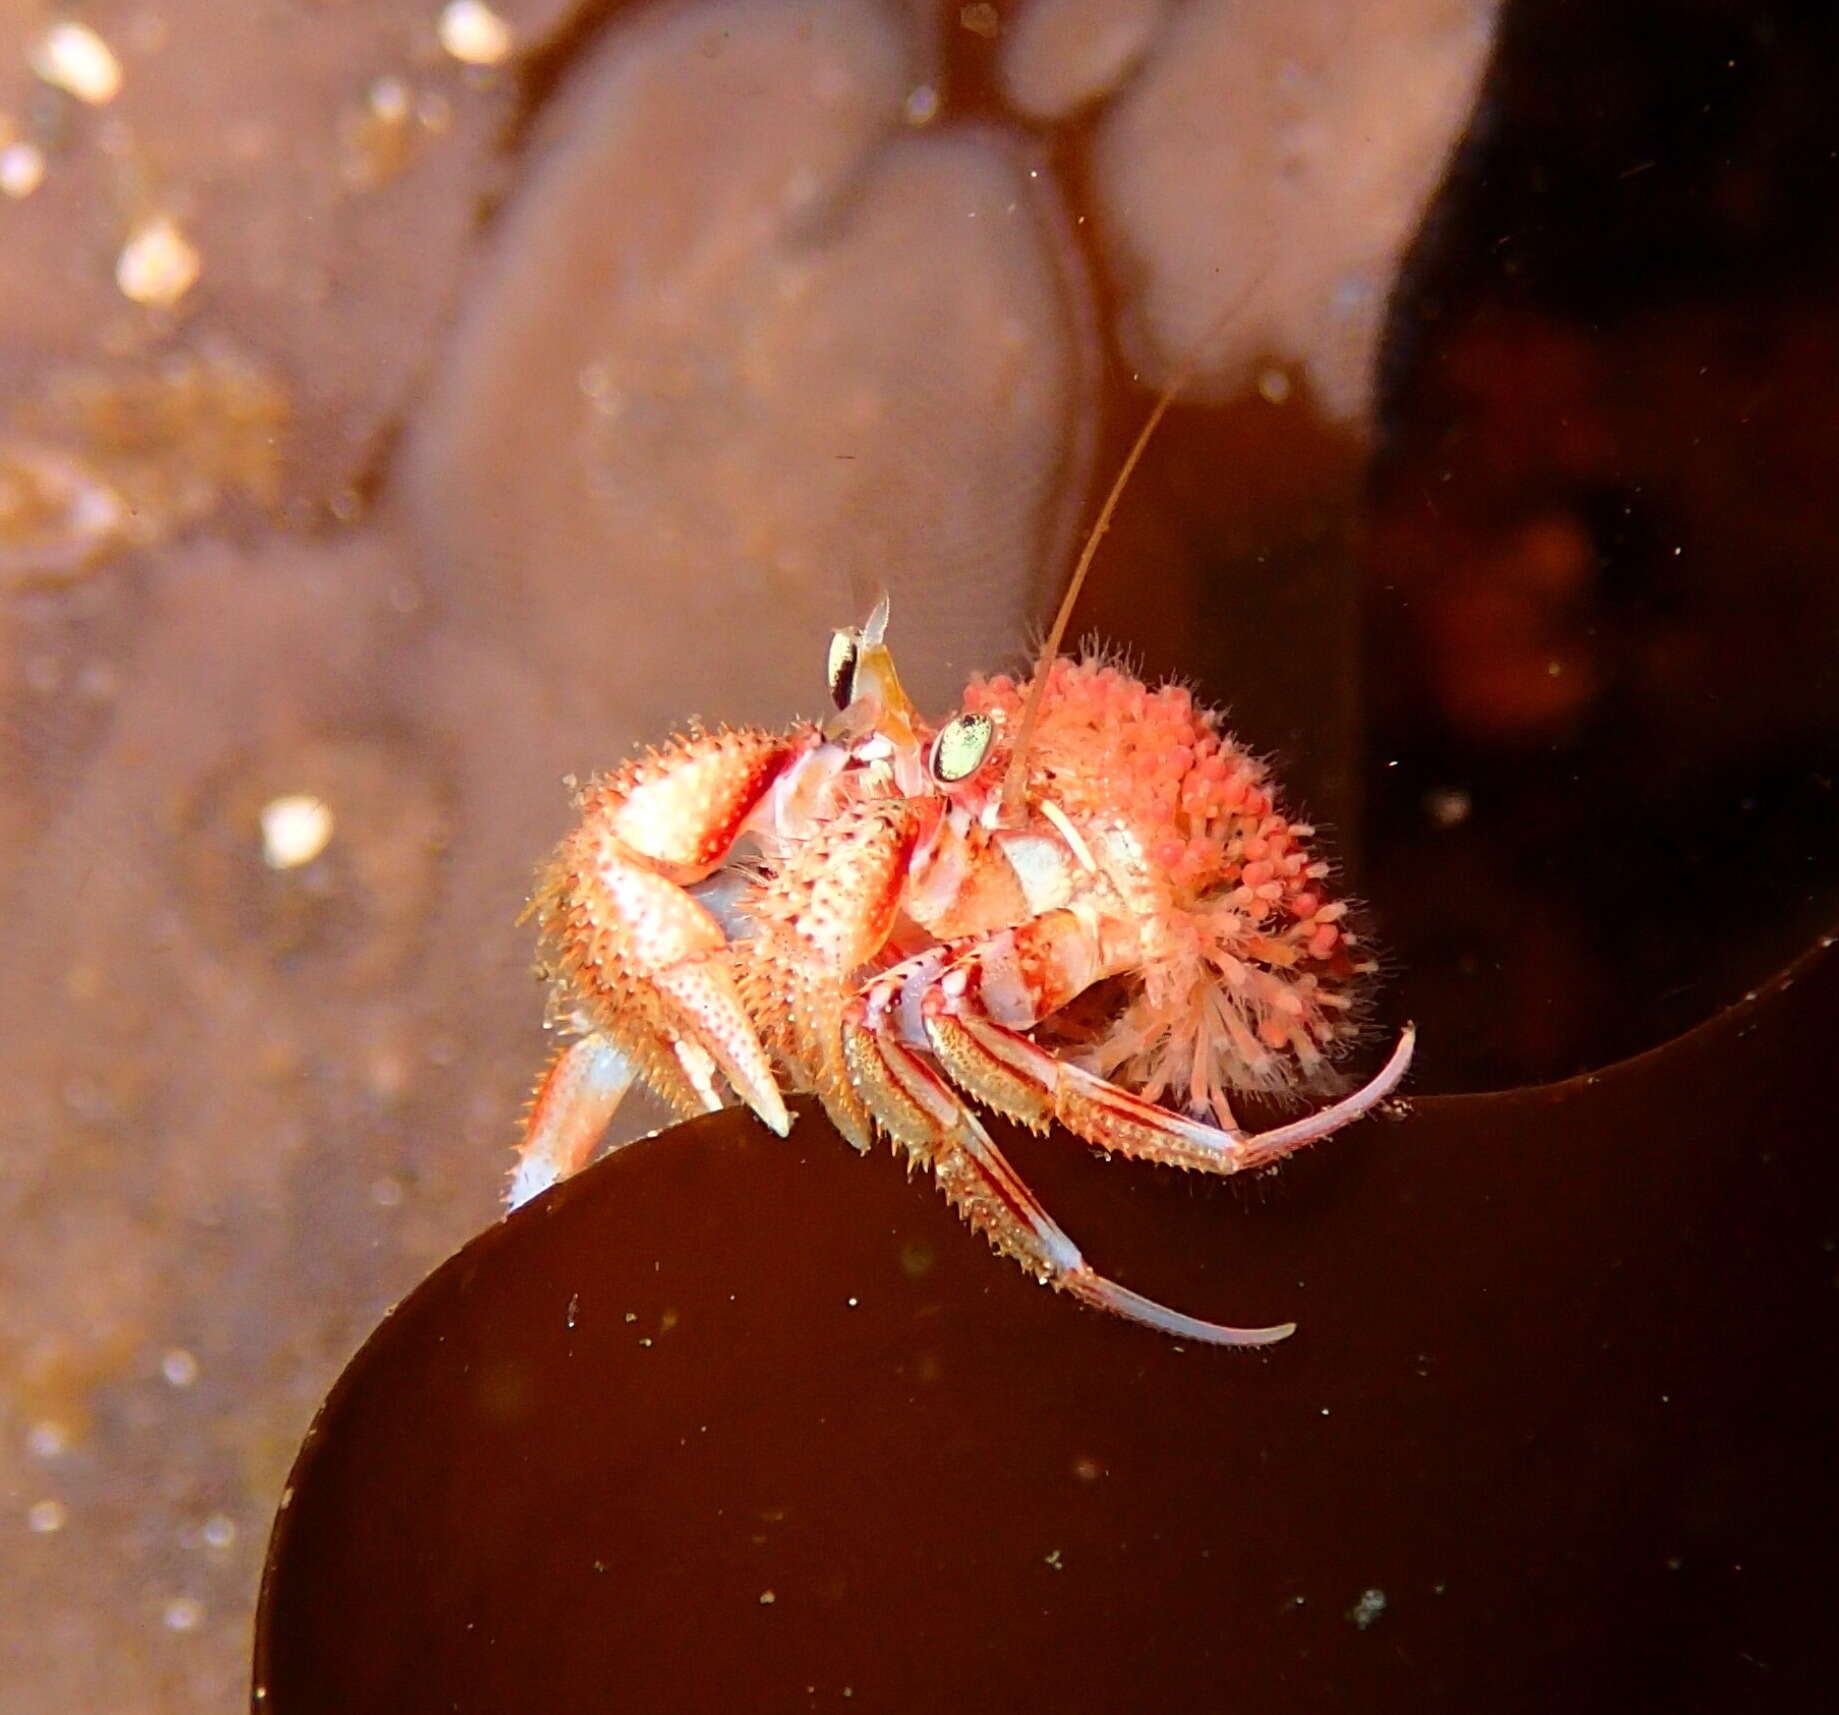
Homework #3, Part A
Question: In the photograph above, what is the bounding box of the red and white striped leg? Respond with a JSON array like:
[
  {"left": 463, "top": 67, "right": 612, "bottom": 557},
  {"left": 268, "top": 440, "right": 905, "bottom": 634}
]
[
  {"left": 920, "top": 919, "right": 1416, "bottom": 1175},
  {"left": 839, "top": 992, "right": 1294, "bottom": 1347}
]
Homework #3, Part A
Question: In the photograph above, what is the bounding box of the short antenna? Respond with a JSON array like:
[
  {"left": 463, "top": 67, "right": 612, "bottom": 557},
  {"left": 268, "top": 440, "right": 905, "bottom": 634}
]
[{"left": 997, "top": 273, "right": 1270, "bottom": 822}]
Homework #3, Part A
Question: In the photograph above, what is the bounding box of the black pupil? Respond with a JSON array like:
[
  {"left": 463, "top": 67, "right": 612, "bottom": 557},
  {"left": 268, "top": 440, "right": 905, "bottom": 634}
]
[{"left": 829, "top": 641, "right": 857, "bottom": 711}]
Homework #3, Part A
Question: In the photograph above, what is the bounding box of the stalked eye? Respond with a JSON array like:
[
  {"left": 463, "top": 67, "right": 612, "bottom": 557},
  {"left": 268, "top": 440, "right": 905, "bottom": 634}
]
[
  {"left": 827, "top": 628, "right": 859, "bottom": 711},
  {"left": 928, "top": 712, "right": 994, "bottom": 784}
]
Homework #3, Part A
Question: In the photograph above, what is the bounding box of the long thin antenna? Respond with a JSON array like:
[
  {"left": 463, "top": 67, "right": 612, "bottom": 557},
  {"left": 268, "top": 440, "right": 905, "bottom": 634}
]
[
  {"left": 996, "top": 388, "right": 1177, "bottom": 817},
  {"left": 996, "top": 272, "right": 1273, "bottom": 824}
]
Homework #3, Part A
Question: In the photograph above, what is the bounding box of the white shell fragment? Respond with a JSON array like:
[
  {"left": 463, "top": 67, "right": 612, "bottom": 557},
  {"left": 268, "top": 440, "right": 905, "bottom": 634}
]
[
  {"left": 260, "top": 795, "right": 336, "bottom": 869},
  {"left": 1, "top": 140, "right": 47, "bottom": 199},
  {"left": 438, "top": 1, "right": 516, "bottom": 67},
  {"left": 116, "top": 215, "right": 202, "bottom": 306},
  {"left": 29, "top": 20, "right": 125, "bottom": 106}
]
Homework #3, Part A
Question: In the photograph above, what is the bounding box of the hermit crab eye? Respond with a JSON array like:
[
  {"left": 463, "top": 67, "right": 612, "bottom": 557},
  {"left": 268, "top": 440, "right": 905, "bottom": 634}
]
[
  {"left": 928, "top": 712, "right": 994, "bottom": 784},
  {"left": 827, "top": 629, "right": 859, "bottom": 711}
]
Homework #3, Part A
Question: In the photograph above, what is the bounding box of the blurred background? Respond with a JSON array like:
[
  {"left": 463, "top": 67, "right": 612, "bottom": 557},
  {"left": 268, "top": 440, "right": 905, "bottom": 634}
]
[{"left": 1, "top": 0, "right": 1834, "bottom": 1708}]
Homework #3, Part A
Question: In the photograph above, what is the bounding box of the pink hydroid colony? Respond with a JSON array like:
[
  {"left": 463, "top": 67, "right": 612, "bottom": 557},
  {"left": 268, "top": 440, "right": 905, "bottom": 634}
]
[{"left": 967, "top": 654, "right": 1370, "bottom": 1128}]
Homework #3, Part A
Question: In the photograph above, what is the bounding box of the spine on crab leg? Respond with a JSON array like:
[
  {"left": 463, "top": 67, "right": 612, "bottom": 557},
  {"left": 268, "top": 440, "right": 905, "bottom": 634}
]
[{"left": 840, "top": 998, "right": 1294, "bottom": 1346}]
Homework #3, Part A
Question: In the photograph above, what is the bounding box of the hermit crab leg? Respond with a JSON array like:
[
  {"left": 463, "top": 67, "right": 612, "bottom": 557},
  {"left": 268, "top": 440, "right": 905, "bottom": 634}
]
[
  {"left": 511, "top": 1034, "right": 640, "bottom": 1208},
  {"left": 840, "top": 996, "right": 1294, "bottom": 1346},
  {"left": 920, "top": 924, "right": 1416, "bottom": 1175}
]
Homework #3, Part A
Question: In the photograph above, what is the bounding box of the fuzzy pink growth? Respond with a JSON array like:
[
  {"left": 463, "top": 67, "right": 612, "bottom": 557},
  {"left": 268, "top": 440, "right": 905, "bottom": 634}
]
[{"left": 965, "top": 654, "right": 1370, "bottom": 1121}]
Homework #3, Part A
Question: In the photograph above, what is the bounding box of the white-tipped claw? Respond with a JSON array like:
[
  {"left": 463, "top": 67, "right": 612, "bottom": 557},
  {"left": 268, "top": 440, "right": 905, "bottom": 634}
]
[
  {"left": 751, "top": 1085, "right": 794, "bottom": 1138},
  {"left": 1222, "top": 1022, "right": 1417, "bottom": 1170},
  {"left": 651, "top": 963, "right": 790, "bottom": 1137},
  {"left": 506, "top": 1153, "right": 558, "bottom": 1211},
  {"left": 509, "top": 1034, "right": 638, "bottom": 1211}
]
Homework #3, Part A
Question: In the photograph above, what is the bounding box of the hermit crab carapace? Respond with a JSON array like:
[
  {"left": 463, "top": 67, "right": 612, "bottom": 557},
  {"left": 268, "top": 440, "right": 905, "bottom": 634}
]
[{"left": 508, "top": 409, "right": 1414, "bottom": 1347}]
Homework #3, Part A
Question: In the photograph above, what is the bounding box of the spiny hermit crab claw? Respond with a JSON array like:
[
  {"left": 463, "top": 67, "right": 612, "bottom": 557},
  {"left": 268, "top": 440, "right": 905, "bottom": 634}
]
[
  {"left": 651, "top": 962, "right": 791, "bottom": 1136},
  {"left": 512, "top": 724, "right": 817, "bottom": 1205}
]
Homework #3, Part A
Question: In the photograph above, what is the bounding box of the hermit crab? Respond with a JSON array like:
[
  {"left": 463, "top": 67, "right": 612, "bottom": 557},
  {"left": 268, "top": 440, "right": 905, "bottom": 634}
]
[{"left": 509, "top": 410, "right": 1414, "bottom": 1346}]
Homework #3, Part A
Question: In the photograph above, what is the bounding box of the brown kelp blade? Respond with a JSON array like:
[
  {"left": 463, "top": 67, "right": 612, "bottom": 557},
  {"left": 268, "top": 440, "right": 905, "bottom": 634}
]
[{"left": 257, "top": 936, "right": 1838, "bottom": 1714}]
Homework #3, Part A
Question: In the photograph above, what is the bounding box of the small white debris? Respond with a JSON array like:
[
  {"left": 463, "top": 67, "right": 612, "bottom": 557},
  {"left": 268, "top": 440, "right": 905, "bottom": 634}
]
[
  {"left": 201, "top": 1513, "right": 237, "bottom": 1550},
  {"left": 368, "top": 74, "right": 411, "bottom": 125},
  {"left": 758, "top": 1589, "right": 776, "bottom": 1605},
  {"left": 161, "top": 1348, "right": 200, "bottom": 1388},
  {"left": 162, "top": 1595, "right": 204, "bottom": 1632},
  {"left": 1043, "top": 1548, "right": 1064, "bottom": 1571},
  {"left": 903, "top": 84, "right": 939, "bottom": 126},
  {"left": 370, "top": 1175, "right": 404, "bottom": 1208},
  {"left": 116, "top": 215, "right": 202, "bottom": 307},
  {"left": 1347, "top": 1587, "right": 1388, "bottom": 1629},
  {"left": 31, "top": 21, "right": 124, "bottom": 106},
  {"left": 27, "top": 1420, "right": 69, "bottom": 1459},
  {"left": 260, "top": 795, "right": 334, "bottom": 869},
  {"left": 959, "top": 3, "right": 1000, "bottom": 40},
  {"left": 1, "top": 140, "right": 46, "bottom": 199},
  {"left": 27, "top": 1498, "right": 67, "bottom": 1533},
  {"left": 438, "top": 1, "right": 515, "bottom": 66}
]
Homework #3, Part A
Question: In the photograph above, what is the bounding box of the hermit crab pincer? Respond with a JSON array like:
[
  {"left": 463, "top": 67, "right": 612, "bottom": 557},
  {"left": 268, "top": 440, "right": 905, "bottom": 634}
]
[{"left": 508, "top": 577, "right": 1414, "bottom": 1346}]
